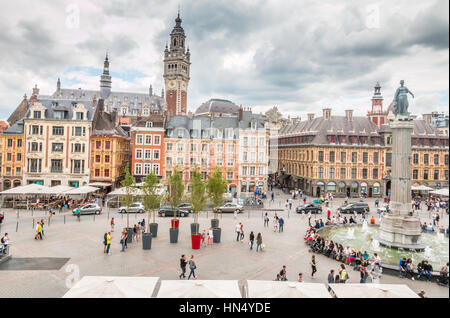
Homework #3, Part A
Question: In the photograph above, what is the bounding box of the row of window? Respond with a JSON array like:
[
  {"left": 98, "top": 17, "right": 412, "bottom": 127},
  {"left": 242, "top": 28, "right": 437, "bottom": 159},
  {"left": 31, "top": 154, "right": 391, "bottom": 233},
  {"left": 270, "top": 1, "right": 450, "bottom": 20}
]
[
  {"left": 134, "top": 149, "right": 160, "bottom": 160},
  {"left": 279, "top": 135, "right": 382, "bottom": 146},
  {"left": 95, "top": 140, "right": 111, "bottom": 150},
  {"left": 413, "top": 170, "right": 449, "bottom": 181},
  {"left": 94, "top": 169, "right": 110, "bottom": 178},
  {"left": 6, "top": 139, "right": 22, "bottom": 148},
  {"left": 412, "top": 153, "right": 449, "bottom": 165},
  {"left": 4, "top": 167, "right": 21, "bottom": 176},
  {"left": 26, "top": 159, "right": 85, "bottom": 174},
  {"left": 32, "top": 110, "right": 85, "bottom": 120},
  {"left": 166, "top": 157, "right": 235, "bottom": 167},
  {"left": 164, "top": 171, "right": 235, "bottom": 181},
  {"left": 27, "top": 142, "right": 86, "bottom": 153},
  {"left": 28, "top": 125, "right": 87, "bottom": 137},
  {"left": 281, "top": 150, "right": 380, "bottom": 164},
  {"left": 5, "top": 153, "right": 21, "bottom": 162},
  {"left": 135, "top": 134, "right": 161, "bottom": 145},
  {"left": 134, "top": 163, "right": 160, "bottom": 176},
  {"left": 166, "top": 125, "right": 263, "bottom": 139},
  {"left": 241, "top": 166, "right": 265, "bottom": 177}
]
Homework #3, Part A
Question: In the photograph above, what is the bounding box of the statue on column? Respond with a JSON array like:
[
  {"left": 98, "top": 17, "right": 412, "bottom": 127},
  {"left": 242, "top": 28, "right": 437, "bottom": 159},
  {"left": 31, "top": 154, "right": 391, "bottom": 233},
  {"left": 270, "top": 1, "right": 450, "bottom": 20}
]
[{"left": 393, "top": 80, "right": 414, "bottom": 121}]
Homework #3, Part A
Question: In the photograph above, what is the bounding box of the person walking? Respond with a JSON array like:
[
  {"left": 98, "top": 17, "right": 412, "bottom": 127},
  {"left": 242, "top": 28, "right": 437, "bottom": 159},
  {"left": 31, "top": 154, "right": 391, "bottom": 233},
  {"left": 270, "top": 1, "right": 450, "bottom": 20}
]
[
  {"left": 272, "top": 215, "right": 278, "bottom": 232},
  {"left": 256, "top": 233, "right": 263, "bottom": 252},
  {"left": 201, "top": 230, "right": 207, "bottom": 247},
  {"left": 271, "top": 192, "right": 274, "bottom": 202},
  {"left": 208, "top": 227, "right": 213, "bottom": 246},
  {"left": 288, "top": 198, "right": 293, "bottom": 210},
  {"left": 1, "top": 233, "right": 10, "bottom": 254},
  {"left": 179, "top": 255, "right": 188, "bottom": 279},
  {"left": 103, "top": 233, "right": 108, "bottom": 253},
  {"left": 339, "top": 264, "right": 349, "bottom": 283},
  {"left": 240, "top": 223, "right": 245, "bottom": 242},
  {"left": 328, "top": 270, "right": 335, "bottom": 284},
  {"left": 105, "top": 232, "right": 112, "bottom": 255},
  {"left": 35, "top": 221, "right": 42, "bottom": 240},
  {"left": 235, "top": 223, "right": 241, "bottom": 242},
  {"left": 110, "top": 217, "right": 115, "bottom": 232},
  {"left": 120, "top": 229, "right": 127, "bottom": 252},
  {"left": 76, "top": 206, "right": 81, "bottom": 221},
  {"left": 310, "top": 254, "right": 317, "bottom": 277},
  {"left": 188, "top": 255, "right": 197, "bottom": 280},
  {"left": 278, "top": 217, "right": 284, "bottom": 232},
  {"left": 264, "top": 213, "right": 269, "bottom": 227},
  {"left": 307, "top": 211, "right": 312, "bottom": 226},
  {"left": 249, "top": 231, "right": 255, "bottom": 250},
  {"left": 40, "top": 219, "right": 45, "bottom": 237}
]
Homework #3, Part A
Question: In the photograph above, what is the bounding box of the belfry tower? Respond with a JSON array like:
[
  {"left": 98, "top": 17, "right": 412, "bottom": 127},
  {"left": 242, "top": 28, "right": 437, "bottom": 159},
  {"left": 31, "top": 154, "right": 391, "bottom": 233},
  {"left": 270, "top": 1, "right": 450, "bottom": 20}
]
[{"left": 163, "top": 11, "right": 191, "bottom": 115}]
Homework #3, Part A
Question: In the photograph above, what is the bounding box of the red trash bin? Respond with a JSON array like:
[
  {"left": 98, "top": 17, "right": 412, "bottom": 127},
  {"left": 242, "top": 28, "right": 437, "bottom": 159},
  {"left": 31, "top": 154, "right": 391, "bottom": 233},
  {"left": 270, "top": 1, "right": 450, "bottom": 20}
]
[
  {"left": 171, "top": 219, "right": 180, "bottom": 229},
  {"left": 191, "top": 234, "right": 201, "bottom": 250}
]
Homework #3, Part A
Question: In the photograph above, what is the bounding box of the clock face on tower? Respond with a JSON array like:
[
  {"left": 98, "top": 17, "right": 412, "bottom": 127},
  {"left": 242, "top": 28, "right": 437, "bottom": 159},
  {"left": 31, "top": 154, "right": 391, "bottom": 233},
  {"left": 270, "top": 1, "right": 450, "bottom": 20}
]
[
  {"left": 169, "top": 80, "right": 176, "bottom": 88},
  {"left": 182, "top": 82, "right": 186, "bottom": 89}
]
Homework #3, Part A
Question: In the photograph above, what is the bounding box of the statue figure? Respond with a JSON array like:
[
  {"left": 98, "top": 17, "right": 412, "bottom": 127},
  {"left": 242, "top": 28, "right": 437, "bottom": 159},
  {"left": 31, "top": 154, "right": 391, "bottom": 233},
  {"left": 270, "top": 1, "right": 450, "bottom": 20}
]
[{"left": 393, "top": 80, "right": 414, "bottom": 120}]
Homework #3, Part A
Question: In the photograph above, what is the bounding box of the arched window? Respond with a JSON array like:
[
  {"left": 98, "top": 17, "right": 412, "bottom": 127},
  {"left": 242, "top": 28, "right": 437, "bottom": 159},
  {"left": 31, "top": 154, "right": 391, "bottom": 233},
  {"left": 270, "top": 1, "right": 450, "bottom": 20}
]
[{"left": 173, "top": 38, "right": 177, "bottom": 46}]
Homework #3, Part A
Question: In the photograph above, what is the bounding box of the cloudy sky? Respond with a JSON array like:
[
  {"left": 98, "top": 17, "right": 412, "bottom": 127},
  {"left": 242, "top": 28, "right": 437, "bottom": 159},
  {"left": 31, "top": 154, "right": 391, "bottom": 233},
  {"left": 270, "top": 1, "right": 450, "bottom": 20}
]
[{"left": 0, "top": 0, "right": 448, "bottom": 121}]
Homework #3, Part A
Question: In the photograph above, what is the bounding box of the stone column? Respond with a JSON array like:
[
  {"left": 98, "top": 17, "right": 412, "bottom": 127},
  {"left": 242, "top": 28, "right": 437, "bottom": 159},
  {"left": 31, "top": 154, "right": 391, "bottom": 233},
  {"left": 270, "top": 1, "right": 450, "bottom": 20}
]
[
  {"left": 378, "top": 119, "right": 423, "bottom": 250},
  {"left": 389, "top": 120, "right": 413, "bottom": 216}
]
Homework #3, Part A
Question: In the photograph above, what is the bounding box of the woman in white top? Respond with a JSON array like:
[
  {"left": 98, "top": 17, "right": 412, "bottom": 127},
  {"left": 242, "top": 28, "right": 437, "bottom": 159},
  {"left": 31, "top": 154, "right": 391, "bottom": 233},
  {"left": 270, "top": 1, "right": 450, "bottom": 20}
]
[
  {"left": 208, "top": 227, "right": 213, "bottom": 245},
  {"left": 273, "top": 216, "right": 278, "bottom": 232}
]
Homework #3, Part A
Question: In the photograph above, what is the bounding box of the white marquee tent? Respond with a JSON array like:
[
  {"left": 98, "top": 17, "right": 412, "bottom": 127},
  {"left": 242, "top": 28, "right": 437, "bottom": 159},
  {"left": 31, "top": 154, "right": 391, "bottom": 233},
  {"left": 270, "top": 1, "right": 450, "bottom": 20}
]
[
  {"left": 411, "top": 185, "right": 434, "bottom": 191},
  {"left": 246, "top": 281, "right": 331, "bottom": 298},
  {"left": 430, "top": 188, "right": 449, "bottom": 197},
  {"left": 63, "top": 276, "right": 159, "bottom": 298},
  {"left": 63, "top": 186, "right": 100, "bottom": 195},
  {"left": 156, "top": 280, "right": 242, "bottom": 298},
  {"left": 328, "top": 284, "right": 419, "bottom": 298},
  {"left": 0, "top": 183, "right": 49, "bottom": 195}
]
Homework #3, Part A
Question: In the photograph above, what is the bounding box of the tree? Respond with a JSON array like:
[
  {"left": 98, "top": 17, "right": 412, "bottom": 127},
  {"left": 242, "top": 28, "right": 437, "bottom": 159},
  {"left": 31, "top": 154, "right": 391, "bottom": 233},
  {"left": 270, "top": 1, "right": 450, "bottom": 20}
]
[
  {"left": 167, "top": 166, "right": 185, "bottom": 220},
  {"left": 189, "top": 167, "right": 207, "bottom": 233},
  {"left": 120, "top": 162, "right": 137, "bottom": 228},
  {"left": 207, "top": 167, "right": 228, "bottom": 219},
  {"left": 141, "top": 171, "right": 161, "bottom": 232}
]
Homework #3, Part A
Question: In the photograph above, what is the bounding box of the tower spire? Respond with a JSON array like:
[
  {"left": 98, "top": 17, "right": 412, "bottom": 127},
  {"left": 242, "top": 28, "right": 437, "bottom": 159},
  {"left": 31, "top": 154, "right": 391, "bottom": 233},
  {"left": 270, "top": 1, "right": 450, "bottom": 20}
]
[{"left": 100, "top": 52, "right": 112, "bottom": 99}]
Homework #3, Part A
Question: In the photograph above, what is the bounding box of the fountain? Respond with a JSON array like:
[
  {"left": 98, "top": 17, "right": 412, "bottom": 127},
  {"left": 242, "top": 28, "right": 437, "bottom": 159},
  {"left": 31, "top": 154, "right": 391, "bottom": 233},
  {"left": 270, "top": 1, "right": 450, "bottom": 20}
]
[
  {"left": 377, "top": 81, "right": 424, "bottom": 250},
  {"left": 316, "top": 81, "right": 449, "bottom": 268}
]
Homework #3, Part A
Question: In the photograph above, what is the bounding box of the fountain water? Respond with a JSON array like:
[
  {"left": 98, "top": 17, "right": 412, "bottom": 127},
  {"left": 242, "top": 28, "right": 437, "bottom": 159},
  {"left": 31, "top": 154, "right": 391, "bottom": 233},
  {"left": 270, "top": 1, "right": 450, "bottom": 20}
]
[
  {"left": 362, "top": 220, "right": 368, "bottom": 232},
  {"left": 424, "top": 246, "right": 432, "bottom": 259},
  {"left": 371, "top": 239, "right": 380, "bottom": 251},
  {"left": 347, "top": 228, "right": 355, "bottom": 239},
  {"left": 437, "top": 232, "right": 445, "bottom": 242}
]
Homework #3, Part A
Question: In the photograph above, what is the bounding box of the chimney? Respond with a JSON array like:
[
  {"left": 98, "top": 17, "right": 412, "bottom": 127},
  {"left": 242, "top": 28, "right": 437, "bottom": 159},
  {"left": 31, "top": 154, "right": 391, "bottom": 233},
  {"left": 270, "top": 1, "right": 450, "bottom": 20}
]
[
  {"left": 32, "top": 84, "right": 40, "bottom": 96},
  {"left": 345, "top": 109, "right": 354, "bottom": 121},
  {"left": 323, "top": 108, "right": 332, "bottom": 120},
  {"left": 238, "top": 105, "right": 243, "bottom": 121},
  {"left": 111, "top": 109, "right": 117, "bottom": 125},
  {"left": 422, "top": 114, "right": 432, "bottom": 124},
  {"left": 307, "top": 113, "right": 315, "bottom": 121}
]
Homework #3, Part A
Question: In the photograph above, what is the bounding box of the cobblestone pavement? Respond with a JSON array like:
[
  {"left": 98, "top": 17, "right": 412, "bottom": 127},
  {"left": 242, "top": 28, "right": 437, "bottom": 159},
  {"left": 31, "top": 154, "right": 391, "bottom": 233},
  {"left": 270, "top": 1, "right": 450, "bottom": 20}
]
[{"left": 0, "top": 190, "right": 448, "bottom": 298}]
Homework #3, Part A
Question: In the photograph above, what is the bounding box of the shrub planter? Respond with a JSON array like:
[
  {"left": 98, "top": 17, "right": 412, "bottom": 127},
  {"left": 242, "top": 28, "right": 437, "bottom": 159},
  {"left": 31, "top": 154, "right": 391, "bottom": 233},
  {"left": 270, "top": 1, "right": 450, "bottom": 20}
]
[
  {"left": 191, "top": 233, "right": 201, "bottom": 250},
  {"left": 150, "top": 223, "right": 158, "bottom": 238},
  {"left": 169, "top": 228, "right": 179, "bottom": 243},
  {"left": 211, "top": 219, "right": 219, "bottom": 229},
  {"left": 213, "top": 228, "right": 222, "bottom": 243},
  {"left": 171, "top": 219, "right": 180, "bottom": 229},
  {"left": 142, "top": 232, "right": 152, "bottom": 250},
  {"left": 126, "top": 227, "right": 134, "bottom": 243},
  {"left": 190, "top": 223, "right": 200, "bottom": 234}
]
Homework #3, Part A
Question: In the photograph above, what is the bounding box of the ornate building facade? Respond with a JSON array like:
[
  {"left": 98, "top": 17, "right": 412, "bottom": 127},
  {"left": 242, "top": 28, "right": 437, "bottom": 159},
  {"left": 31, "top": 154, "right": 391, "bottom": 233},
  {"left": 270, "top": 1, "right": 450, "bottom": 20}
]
[{"left": 273, "top": 84, "right": 449, "bottom": 198}]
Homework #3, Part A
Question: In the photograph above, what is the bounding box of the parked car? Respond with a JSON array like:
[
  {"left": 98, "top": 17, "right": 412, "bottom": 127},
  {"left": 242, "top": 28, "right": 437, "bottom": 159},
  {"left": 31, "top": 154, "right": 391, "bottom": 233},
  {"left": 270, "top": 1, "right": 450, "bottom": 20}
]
[
  {"left": 216, "top": 203, "right": 244, "bottom": 213},
  {"left": 0, "top": 212, "right": 4, "bottom": 224},
  {"left": 72, "top": 204, "right": 102, "bottom": 215},
  {"left": 340, "top": 202, "right": 370, "bottom": 214},
  {"left": 118, "top": 203, "right": 145, "bottom": 214},
  {"left": 377, "top": 205, "right": 390, "bottom": 214},
  {"left": 296, "top": 203, "right": 322, "bottom": 214},
  {"left": 158, "top": 206, "right": 189, "bottom": 217},
  {"left": 178, "top": 203, "right": 193, "bottom": 213}
]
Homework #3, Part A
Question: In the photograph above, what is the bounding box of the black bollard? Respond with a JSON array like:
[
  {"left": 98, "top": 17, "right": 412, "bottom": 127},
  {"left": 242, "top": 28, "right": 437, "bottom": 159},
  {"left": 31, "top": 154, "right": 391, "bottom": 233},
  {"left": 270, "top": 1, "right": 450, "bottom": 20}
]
[
  {"left": 64, "top": 215, "right": 66, "bottom": 224},
  {"left": 16, "top": 221, "right": 19, "bottom": 232}
]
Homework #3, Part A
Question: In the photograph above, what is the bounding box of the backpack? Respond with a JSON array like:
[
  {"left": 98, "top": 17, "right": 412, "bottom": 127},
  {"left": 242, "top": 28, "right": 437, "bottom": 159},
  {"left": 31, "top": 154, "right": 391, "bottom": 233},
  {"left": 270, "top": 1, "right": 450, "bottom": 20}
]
[{"left": 1, "top": 237, "right": 5, "bottom": 244}]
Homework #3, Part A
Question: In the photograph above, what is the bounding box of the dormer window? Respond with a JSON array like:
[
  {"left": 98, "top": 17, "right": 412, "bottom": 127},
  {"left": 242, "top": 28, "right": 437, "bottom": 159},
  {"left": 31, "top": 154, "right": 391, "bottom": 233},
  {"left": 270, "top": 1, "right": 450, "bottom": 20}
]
[
  {"left": 76, "top": 112, "right": 84, "bottom": 120},
  {"left": 167, "top": 129, "right": 173, "bottom": 137},
  {"left": 143, "top": 108, "right": 149, "bottom": 116},
  {"left": 54, "top": 111, "right": 64, "bottom": 120},
  {"left": 251, "top": 121, "right": 257, "bottom": 130},
  {"left": 146, "top": 122, "right": 153, "bottom": 128},
  {"left": 33, "top": 111, "right": 41, "bottom": 119}
]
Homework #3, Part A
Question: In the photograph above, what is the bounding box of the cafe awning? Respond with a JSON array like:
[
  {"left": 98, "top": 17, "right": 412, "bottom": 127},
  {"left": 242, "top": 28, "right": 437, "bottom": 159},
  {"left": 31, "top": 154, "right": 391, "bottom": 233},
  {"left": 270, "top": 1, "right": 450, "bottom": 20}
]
[
  {"left": 328, "top": 284, "right": 419, "bottom": 298},
  {"left": 0, "top": 183, "right": 49, "bottom": 195},
  {"left": 246, "top": 281, "right": 331, "bottom": 298},
  {"left": 63, "top": 186, "right": 100, "bottom": 195},
  {"left": 63, "top": 276, "right": 159, "bottom": 298},
  {"left": 156, "top": 280, "right": 242, "bottom": 298}
]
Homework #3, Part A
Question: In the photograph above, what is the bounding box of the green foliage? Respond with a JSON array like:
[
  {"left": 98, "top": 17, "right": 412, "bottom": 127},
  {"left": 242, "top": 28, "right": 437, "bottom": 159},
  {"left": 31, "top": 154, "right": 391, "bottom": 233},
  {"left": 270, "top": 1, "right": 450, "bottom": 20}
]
[
  {"left": 167, "top": 166, "right": 185, "bottom": 219},
  {"left": 189, "top": 167, "right": 206, "bottom": 226},
  {"left": 207, "top": 167, "right": 227, "bottom": 218},
  {"left": 141, "top": 171, "right": 161, "bottom": 225},
  {"left": 120, "top": 162, "right": 136, "bottom": 228}
]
